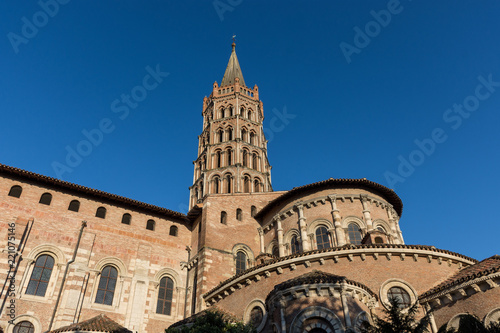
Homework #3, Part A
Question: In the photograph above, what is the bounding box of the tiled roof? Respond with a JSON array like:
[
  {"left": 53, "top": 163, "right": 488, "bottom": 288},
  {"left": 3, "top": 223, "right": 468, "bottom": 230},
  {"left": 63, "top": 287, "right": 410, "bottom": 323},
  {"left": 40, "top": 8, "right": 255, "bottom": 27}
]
[
  {"left": 265, "top": 270, "right": 377, "bottom": 303},
  {"left": 204, "top": 244, "right": 477, "bottom": 298},
  {"left": 419, "top": 255, "right": 500, "bottom": 299},
  {"left": 255, "top": 178, "right": 403, "bottom": 219},
  {"left": 0, "top": 162, "right": 186, "bottom": 220},
  {"left": 48, "top": 314, "right": 132, "bottom": 333},
  {"left": 168, "top": 307, "right": 239, "bottom": 329}
]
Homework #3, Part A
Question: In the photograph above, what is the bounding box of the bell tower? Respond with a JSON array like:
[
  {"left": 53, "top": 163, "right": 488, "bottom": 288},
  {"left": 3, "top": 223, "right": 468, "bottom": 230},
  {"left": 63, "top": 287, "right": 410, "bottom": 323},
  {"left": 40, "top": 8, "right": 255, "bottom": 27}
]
[{"left": 189, "top": 42, "right": 272, "bottom": 209}]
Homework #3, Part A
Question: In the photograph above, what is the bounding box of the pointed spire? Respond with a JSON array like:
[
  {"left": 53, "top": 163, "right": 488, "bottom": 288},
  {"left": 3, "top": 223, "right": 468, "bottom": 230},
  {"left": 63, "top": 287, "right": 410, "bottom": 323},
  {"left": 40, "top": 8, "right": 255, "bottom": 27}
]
[{"left": 221, "top": 42, "right": 246, "bottom": 87}]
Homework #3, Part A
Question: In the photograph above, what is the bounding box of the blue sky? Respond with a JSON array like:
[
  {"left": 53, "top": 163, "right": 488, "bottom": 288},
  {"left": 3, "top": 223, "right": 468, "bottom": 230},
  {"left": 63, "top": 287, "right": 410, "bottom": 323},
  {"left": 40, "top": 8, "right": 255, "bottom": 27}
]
[{"left": 1, "top": 1, "right": 499, "bottom": 260}]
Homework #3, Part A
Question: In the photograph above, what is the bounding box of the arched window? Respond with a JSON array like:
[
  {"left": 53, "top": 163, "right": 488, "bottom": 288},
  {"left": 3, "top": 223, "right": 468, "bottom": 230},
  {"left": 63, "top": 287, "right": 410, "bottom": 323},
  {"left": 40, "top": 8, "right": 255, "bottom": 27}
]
[
  {"left": 156, "top": 276, "right": 174, "bottom": 315},
  {"left": 347, "top": 223, "right": 362, "bottom": 245},
  {"left": 146, "top": 219, "right": 155, "bottom": 231},
  {"left": 226, "top": 149, "right": 232, "bottom": 165},
  {"left": 252, "top": 153, "right": 258, "bottom": 170},
  {"left": 387, "top": 286, "right": 411, "bottom": 308},
  {"left": 240, "top": 107, "right": 245, "bottom": 116},
  {"left": 315, "top": 226, "right": 331, "bottom": 250},
  {"left": 290, "top": 235, "right": 300, "bottom": 254},
  {"left": 228, "top": 106, "right": 233, "bottom": 116},
  {"left": 241, "top": 128, "right": 247, "bottom": 142},
  {"left": 235, "top": 251, "right": 247, "bottom": 275},
  {"left": 216, "top": 150, "right": 222, "bottom": 168},
  {"left": 375, "top": 237, "right": 384, "bottom": 244},
  {"left": 39, "top": 193, "right": 52, "bottom": 205},
  {"left": 8, "top": 185, "right": 22, "bottom": 198},
  {"left": 225, "top": 174, "right": 232, "bottom": 193},
  {"left": 95, "top": 265, "right": 117, "bottom": 305},
  {"left": 227, "top": 127, "right": 233, "bottom": 140},
  {"left": 96, "top": 207, "right": 106, "bottom": 219},
  {"left": 272, "top": 245, "right": 279, "bottom": 257},
  {"left": 377, "top": 226, "right": 386, "bottom": 233},
  {"left": 221, "top": 211, "right": 227, "bottom": 224},
  {"left": 251, "top": 205, "right": 257, "bottom": 217},
  {"left": 121, "top": 213, "right": 131, "bottom": 225},
  {"left": 248, "top": 110, "right": 253, "bottom": 121},
  {"left": 213, "top": 176, "right": 220, "bottom": 194},
  {"left": 254, "top": 179, "right": 260, "bottom": 192},
  {"left": 68, "top": 200, "right": 80, "bottom": 212},
  {"left": 244, "top": 176, "right": 250, "bottom": 193},
  {"left": 169, "top": 226, "right": 178, "bottom": 236},
  {"left": 26, "top": 254, "right": 54, "bottom": 296},
  {"left": 13, "top": 321, "right": 34, "bottom": 333},
  {"left": 219, "top": 108, "right": 224, "bottom": 119},
  {"left": 236, "top": 208, "right": 242, "bottom": 221},
  {"left": 250, "top": 132, "right": 256, "bottom": 145},
  {"left": 242, "top": 150, "right": 248, "bottom": 167}
]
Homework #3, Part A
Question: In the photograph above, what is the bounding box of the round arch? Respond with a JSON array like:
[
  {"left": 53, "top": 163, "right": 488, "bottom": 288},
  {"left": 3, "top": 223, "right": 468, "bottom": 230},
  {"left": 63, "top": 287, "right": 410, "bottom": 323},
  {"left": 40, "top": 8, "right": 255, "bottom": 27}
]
[
  {"left": 26, "top": 244, "right": 66, "bottom": 265},
  {"left": 243, "top": 299, "right": 267, "bottom": 332},
  {"left": 5, "top": 314, "right": 42, "bottom": 333},
  {"left": 306, "top": 219, "right": 334, "bottom": 235},
  {"left": 290, "top": 306, "right": 345, "bottom": 333},
  {"left": 94, "top": 257, "right": 128, "bottom": 276},
  {"left": 341, "top": 216, "right": 365, "bottom": 230},
  {"left": 372, "top": 219, "right": 391, "bottom": 233}
]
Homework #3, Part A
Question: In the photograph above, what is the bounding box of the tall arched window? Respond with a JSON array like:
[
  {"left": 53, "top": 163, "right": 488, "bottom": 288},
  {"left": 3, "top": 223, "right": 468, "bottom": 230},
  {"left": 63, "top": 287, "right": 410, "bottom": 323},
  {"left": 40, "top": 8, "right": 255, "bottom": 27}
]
[
  {"left": 218, "top": 129, "right": 224, "bottom": 143},
  {"left": 216, "top": 150, "right": 222, "bottom": 168},
  {"left": 347, "top": 223, "right": 362, "bottom": 245},
  {"left": 241, "top": 128, "right": 247, "bottom": 142},
  {"left": 221, "top": 211, "right": 227, "bottom": 225},
  {"left": 248, "top": 110, "right": 253, "bottom": 121},
  {"left": 290, "top": 235, "right": 300, "bottom": 254},
  {"left": 68, "top": 200, "right": 80, "bottom": 212},
  {"left": 226, "top": 149, "right": 232, "bottom": 165},
  {"left": 227, "top": 127, "right": 233, "bottom": 140},
  {"left": 315, "top": 226, "right": 331, "bottom": 250},
  {"left": 254, "top": 179, "right": 260, "bottom": 193},
  {"left": 39, "top": 193, "right": 52, "bottom": 205},
  {"left": 242, "top": 150, "right": 248, "bottom": 167},
  {"left": 169, "top": 226, "right": 178, "bottom": 236},
  {"left": 156, "top": 276, "right": 174, "bottom": 315},
  {"left": 8, "top": 185, "right": 22, "bottom": 198},
  {"left": 228, "top": 106, "right": 233, "bottom": 116},
  {"left": 213, "top": 176, "right": 220, "bottom": 194},
  {"left": 13, "top": 321, "right": 34, "bottom": 333},
  {"left": 146, "top": 219, "right": 155, "bottom": 231},
  {"left": 95, "top": 266, "right": 117, "bottom": 305},
  {"left": 240, "top": 107, "right": 245, "bottom": 116},
  {"left": 252, "top": 153, "right": 258, "bottom": 170},
  {"left": 244, "top": 176, "right": 250, "bottom": 193},
  {"left": 225, "top": 174, "right": 232, "bottom": 193},
  {"left": 219, "top": 107, "right": 224, "bottom": 119},
  {"left": 272, "top": 245, "right": 279, "bottom": 257},
  {"left": 121, "top": 213, "right": 131, "bottom": 225},
  {"left": 26, "top": 254, "right": 54, "bottom": 296},
  {"left": 236, "top": 208, "right": 242, "bottom": 221},
  {"left": 96, "top": 207, "right": 106, "bottom": 219},
  {"left": 235, "top": 251, "right": 247, "bottom": 275},
  {"left": 250, "top": 132, "right": 256, "bottom": 145}
]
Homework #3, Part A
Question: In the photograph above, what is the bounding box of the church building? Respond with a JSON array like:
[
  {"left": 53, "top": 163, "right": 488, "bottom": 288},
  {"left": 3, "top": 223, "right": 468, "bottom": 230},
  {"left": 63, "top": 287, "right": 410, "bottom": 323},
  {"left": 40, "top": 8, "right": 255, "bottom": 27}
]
[{"left": 0, "top": 43, "right": 499, "bottom": 333}]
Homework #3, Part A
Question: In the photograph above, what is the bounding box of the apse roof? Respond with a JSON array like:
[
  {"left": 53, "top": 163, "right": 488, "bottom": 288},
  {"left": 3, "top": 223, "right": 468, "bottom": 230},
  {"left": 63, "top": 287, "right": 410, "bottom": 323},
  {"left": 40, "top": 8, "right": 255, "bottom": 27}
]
[
  {"left": 220, "top": 42, "right": 246, "bottom": 87},
  {"left": 255, "top": 178, "right": 404, "bottom": 219},
  {"left": 48, "top": 314, "right": 132, "bottom": 333},
  {"left": 419, "top": 255, "right": 500, "bottom": 300}
]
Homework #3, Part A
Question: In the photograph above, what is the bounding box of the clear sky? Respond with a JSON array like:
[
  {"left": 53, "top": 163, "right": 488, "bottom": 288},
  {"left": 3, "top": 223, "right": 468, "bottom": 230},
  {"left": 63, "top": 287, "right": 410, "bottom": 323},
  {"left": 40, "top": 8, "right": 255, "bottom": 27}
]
[{"left": 1, "top": 1, "right": 499, "bottom": 261}]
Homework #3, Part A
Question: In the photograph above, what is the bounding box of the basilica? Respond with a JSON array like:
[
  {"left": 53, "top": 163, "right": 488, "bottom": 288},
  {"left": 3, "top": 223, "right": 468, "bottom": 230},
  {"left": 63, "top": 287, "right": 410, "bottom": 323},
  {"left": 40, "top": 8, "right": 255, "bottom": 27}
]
[{"left": 0, "top": 43, "right": 499, "bottom": 333}]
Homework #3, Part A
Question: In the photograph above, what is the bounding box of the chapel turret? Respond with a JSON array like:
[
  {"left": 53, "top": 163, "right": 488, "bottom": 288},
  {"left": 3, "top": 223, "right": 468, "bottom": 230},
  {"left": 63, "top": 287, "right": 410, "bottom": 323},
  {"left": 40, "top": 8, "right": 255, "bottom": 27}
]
[{"left": 189, "top": 42, "right": 272, "bottom": 209}]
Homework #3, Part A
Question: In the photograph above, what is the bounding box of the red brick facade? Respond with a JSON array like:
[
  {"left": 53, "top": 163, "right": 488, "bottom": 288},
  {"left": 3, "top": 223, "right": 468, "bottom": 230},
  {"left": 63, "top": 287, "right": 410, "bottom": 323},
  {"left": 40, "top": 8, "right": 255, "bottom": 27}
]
[{"left": 0, "top": 44, "right": 498, "bottom": 333}]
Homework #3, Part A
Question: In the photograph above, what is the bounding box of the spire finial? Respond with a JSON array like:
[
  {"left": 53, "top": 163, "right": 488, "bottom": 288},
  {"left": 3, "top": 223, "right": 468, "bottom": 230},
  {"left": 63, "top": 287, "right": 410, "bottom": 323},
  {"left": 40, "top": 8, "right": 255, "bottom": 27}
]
[{"left": 232, "top": 35, "right": 236, "bottom": 50}]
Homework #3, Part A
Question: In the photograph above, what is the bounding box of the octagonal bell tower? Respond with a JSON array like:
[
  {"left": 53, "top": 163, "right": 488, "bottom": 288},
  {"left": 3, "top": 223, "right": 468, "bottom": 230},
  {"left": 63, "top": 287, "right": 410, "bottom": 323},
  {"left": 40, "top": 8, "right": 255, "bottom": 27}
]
[{"left": 189, "top": 42, "right": 272, "bottom": 209}]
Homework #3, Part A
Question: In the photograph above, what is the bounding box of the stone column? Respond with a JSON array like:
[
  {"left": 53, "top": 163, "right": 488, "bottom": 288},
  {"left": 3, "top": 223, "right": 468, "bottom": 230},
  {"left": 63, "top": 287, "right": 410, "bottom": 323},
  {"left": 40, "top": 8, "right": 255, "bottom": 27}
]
[
  {"left": 295, "top": 203, "right": 310, "bottom": 251},
  {"left": 360, "top": 195, "right": 373, "bottom": 231},
  {"left": 340, "top": 286, "right": 352, "bottom": 329},
  {"left": 329, "top": 195, "right": 346, "bottom": 246},
  {"left": 275, "top": 216, "right": 285, "bottom": 257},
  {"left": 258, "top": 228, "right": 265, "bottom": 253}
]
